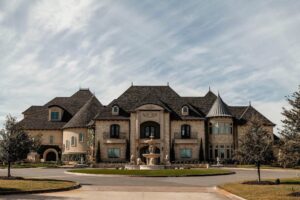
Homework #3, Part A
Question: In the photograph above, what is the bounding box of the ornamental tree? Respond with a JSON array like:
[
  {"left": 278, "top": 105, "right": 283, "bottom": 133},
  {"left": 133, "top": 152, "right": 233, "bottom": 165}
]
[
  {"left": 235, "top": 117, "right": 273, "bottom": 182},
  {"left": 0, "top": 115, "right": 40, "bottom": 177},
  {"left": 278, "top": 86, "right": 300, "bottom": 168}
]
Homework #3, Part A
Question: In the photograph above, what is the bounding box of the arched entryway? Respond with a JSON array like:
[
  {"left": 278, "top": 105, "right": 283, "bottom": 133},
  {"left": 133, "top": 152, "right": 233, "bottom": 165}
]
[
  {"left": 140, "top": 121, "right": 160, "bottom": 139},
  {"left": 139, "top": 146, "right": 160, "bottom": 164},
  {"left": 43, "top": 148, "right": 59, "bottom": 162}
]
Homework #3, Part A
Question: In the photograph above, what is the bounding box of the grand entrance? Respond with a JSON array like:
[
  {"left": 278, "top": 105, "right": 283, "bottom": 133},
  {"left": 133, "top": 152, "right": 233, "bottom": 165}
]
[{"left": 140, "top": 121, "right": 160, "bottom": 139}]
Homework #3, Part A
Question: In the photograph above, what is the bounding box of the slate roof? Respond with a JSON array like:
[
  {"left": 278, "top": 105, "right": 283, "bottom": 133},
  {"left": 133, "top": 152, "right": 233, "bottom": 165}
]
[
  {"left": 20, "top": 86, "right": 275, "bottom": 130},
  {"left": 19, "top": 89, "right": 101, "bottom": 130}
]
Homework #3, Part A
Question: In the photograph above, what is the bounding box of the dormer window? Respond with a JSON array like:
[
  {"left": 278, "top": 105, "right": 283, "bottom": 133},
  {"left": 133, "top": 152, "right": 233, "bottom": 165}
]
[
  {"left": 51, "top": 111, "right": 59, "bottom": 121},
  {"left": 181, "top": 106, "right": 189, "bottom": 116},
  {"left": 112, "top": 106, "right": 119, "bottom": 115}
]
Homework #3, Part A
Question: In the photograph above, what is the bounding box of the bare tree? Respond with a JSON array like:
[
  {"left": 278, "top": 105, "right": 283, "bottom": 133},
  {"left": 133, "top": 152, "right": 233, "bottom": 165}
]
[
  {"left": 235, "top": 117, "right": 273, "bottom": 182},
  {"left": 0, "top": 115, "right": 40, "bottom": 178}
]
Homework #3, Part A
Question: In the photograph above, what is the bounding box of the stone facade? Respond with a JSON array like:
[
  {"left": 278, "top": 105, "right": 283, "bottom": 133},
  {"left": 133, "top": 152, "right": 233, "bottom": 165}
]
[{"left": 20, "top": 86, "right": 275, "bottom": 164}]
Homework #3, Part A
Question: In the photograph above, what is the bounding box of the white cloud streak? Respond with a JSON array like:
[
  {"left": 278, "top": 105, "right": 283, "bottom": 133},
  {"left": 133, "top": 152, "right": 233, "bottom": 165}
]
[{"left": 0, "top": 0, "right": 299, "bottom": 134}]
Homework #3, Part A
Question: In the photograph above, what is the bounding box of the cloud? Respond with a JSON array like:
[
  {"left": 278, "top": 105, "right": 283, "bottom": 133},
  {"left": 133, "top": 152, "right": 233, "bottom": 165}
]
[{"left": 0, "top": 1, "right": 299, "bottom": 134}]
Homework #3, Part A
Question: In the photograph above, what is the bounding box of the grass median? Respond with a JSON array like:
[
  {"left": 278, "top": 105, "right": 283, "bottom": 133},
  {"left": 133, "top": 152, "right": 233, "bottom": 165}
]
[
  {"left": 220, "top": 177, "right": 300, "bottom": 200},
  {"left": 68, "top": 168, "right": 234, "bottom": 177},
  {"left": 0, "top": 178, "right": 79, "bottom": 195}
]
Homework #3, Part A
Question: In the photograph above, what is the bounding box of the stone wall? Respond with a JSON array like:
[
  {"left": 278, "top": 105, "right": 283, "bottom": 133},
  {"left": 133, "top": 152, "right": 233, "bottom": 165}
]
[{"left": 95, "top": 120, "right": 130, "bottom": 162}]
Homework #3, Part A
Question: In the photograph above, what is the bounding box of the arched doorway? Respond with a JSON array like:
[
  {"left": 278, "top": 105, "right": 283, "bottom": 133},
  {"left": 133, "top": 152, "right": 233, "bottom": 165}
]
[
  {"left": 140, "top": 121, "right": 160, "bottom": 139},
  {"left": 43, "top": 148, "right": 58, "bottom": 162},
  {"left": 139, "top": 146, "right": 160, "bottom": 164}
]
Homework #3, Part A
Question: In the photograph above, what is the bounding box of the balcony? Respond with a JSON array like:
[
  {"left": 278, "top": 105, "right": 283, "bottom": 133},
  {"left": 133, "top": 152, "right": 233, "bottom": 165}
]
[
  {"left": 103, "top": 132, "right": 127, "bottom": 139},
  {"left": 174, "top": 139, "right": 198, "bottom": 144}
]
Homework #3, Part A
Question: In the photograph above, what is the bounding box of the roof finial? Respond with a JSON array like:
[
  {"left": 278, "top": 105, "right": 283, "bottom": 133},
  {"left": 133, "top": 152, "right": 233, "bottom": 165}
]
[
  {"left": 167, "top": 82, "right": 169, "bottom": 86},
  {"left": 131, "top": 82, "right": 133, "bottom": 86},
  {"left": 249, "top": 101, "right": 251, "bottom": 106},
  {"left": 209, "top": 86, "right": 211, "bottom": 92},
  {"left": 217, "top": 90, "right": 220, "bottom": 96}
]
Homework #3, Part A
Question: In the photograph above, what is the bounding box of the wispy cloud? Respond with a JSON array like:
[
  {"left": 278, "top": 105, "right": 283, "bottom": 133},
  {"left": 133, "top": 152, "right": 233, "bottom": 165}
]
[{"left": 0, "top": 0, "right": 299, "bottom": 132}]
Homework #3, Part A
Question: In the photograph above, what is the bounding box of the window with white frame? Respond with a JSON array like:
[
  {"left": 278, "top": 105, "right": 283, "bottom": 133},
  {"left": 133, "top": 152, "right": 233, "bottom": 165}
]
[
  {"left": 181, "top": 106, "right": 189, "bottom": 115},
  {"left": 66, "top": 140, "right": 70, "bottom": 150},
  {"left": 112, "top": 106, "right": 119, "bottom": 115}
]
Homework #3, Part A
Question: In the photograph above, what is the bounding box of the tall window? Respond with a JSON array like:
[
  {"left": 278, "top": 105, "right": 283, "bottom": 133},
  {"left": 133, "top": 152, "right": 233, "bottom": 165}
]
[
  {"left": 66, "top": 140, "right": 70, "bottom": 150},
  {"left": 226, "top": 145, "right": 230, "bottom": 159},
  {"left": 71, "top": 136, "right": 76, "bottom": 147},
  {"left": 209, "top": 145, "right": 213, "bottom": 159},
  {"left": 51, "top": 112, "right": 59, "bottom": 121},
  {"left": 220, "top": 145, "right": 225, "bottom": 159},
  {"left": 108, "top": 148, "right": 120, "bottom": 158},
  {"left": 181, "top": 124, "right": 191, "bottom": 139},
  {"left": 79, "top": 133, "right": 84, "bottom": 142},
  {"left": 140, "top": 121, "right": 160, "bottom": 139},
  {"left": 110, "top": 124, "right": 120, "bottom": 138},
  {"left": 209, "top": 122, "right": 232, "bottom": 134},
  {"left": 180, "top": 148, "right": 192, "bottom": 158},
  {"left": 214, "top": 145, "right": 218, "bottom": 158},
  {"left": 49, "top": 136, "right": 54, "bottom": 144}
]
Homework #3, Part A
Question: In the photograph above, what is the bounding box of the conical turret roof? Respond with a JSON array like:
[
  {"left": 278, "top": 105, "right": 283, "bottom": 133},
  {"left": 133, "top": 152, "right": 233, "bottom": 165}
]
[{"left": 207, "top": 94, "right": 232, "bottom": 117}]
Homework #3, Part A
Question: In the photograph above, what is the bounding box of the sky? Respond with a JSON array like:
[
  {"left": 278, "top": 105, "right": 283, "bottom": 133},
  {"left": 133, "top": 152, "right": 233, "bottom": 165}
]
[{"left": 0, "top": 0, "right": 299, "bottom": 133}]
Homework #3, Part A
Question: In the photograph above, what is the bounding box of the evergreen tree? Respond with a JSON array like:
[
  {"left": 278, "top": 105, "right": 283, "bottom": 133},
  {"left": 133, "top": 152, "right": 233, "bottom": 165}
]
[
  {"left": 199, "top": 138, "right": 204, "bottom": 162},
  {"left": 279, "top": 86, "right": 300, "bottom": 168},
  {"left": 170, "top": 140, "right": 175, "bottom": 162},
  {"left": 235, "top": 117, "right": 273, "bottom": 182},
  {"left": 0, "top": 115, "right": 40, "bottom": 177},
  {"left": 95, "top": 140, "right": 101, "bottom": 163}
]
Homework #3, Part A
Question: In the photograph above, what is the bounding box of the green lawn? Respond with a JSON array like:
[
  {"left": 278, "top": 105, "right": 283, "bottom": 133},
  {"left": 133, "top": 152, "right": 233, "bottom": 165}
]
[
  {"left": 68, "top": 168, "right": 233, "bottom": 177},
  {"left": 220, "top": 178, "right": 300, "bottom": 200},
  {"left": 0, "top": 179, "right": 77, "bottom": 194},
  {"left": 0, "top": 163, "right": 61, "bottom": 169}
]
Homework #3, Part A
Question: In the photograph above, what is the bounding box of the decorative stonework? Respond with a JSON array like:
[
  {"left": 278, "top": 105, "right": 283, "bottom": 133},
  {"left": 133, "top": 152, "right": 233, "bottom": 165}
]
[{"left": 142, "top": 112, "right": 158, "bottom": 118}]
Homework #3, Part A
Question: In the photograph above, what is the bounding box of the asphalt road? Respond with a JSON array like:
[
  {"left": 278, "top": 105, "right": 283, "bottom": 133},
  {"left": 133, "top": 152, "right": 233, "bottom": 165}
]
[{"left": 0, "top": 167, "right": 299, "bottom": 200}]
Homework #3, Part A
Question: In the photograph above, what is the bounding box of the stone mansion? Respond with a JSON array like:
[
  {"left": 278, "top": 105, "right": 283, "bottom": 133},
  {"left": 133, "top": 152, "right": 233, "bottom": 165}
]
[{"left": 19, "top": 85, "right": 275, "bottom": 164}]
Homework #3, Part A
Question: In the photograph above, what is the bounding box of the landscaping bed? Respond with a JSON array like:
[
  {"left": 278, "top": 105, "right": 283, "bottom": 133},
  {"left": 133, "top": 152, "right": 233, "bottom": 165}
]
[
  {"left": 220, "top": 178, "right": 300, "bottom": 200},
  {"left": 0, "top": 178, "right": 79, "bottom": 195},
  {"left": 68, "top": 168, "right": 234, "bottom": 177}
]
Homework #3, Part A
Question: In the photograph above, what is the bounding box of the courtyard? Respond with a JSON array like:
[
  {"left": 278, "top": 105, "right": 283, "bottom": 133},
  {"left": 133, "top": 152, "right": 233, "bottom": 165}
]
[{"left": 0, "top": 167, "right": 299, "bottom": 199}]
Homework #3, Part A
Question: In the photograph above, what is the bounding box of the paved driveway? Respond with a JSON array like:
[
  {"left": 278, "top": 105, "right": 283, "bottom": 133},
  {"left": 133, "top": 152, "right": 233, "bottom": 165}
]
[{"left": 0, "top": 168, "right": 299, "bottom": 200}]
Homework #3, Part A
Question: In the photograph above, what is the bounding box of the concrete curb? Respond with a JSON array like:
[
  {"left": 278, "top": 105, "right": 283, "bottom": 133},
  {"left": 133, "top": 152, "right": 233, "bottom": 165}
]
[
  {"left": 0, "top": 179, "right": 81, "bottom": 196},
  {"left": 215, "top": 186, "right": 246, "bottom": 200},
  {"left": 65, "top": 170, "right": 235, "bottom": 177},
  {"left": 222, "top": 167, "right": 300, "bottom": 172}
]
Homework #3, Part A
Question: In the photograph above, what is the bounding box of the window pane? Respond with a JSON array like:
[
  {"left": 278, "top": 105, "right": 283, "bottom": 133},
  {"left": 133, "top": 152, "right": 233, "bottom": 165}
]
[
  {"left": 180, "top": 149, "right": 192, "bottom": 158},
  {"left": 108, "top": 148, "right": 120, "bottom": 158},
  {"left": 51, "top": 112, "right": 59, "bottom": 120}
]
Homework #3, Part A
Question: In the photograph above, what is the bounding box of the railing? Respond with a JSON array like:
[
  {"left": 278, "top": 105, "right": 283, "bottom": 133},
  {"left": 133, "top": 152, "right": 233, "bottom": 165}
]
[
  {"left": 103, "top": 132, "right": 127, "bottom": 139},
  {"left": 174, "top": 132, "right": 199, "bottom": 139}
]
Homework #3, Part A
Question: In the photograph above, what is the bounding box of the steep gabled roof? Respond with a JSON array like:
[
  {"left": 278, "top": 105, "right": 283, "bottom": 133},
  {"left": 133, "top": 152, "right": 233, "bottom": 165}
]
[
  {"left": 19, "top": 89, "right": 101, "bottom": 130},
  {"left": 239, "top": 105, "right": 275, "bottom": 126},
  {"left": 207, "top": 94, "right": 232, "bottom": 117},
  {"left": 63, "top": 96, "right": 103, "bottom": 129}
]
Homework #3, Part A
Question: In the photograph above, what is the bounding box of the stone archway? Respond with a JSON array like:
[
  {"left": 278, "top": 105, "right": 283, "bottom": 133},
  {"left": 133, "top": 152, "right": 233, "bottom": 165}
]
[{"left": 43, "top": 148, "right": 59, "bottom": 162}]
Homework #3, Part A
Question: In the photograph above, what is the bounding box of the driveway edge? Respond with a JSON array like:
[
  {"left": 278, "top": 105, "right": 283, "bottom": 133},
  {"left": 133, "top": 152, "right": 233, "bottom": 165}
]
[{"left": 215, "top": 186, "right": 246, "bottom": 200}]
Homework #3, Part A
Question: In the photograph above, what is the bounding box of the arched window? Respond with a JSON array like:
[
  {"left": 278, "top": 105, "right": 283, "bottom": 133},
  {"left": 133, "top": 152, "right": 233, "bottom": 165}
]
[
  {"left": 181, "top": 106, "right": 189, "bottom": 115},
  {"left": 140, "top": 121, "right": 160, "bottom": 139},
  {"left": 181, "top": 124, "right": 191, "bottom": 139},
  {"left": 110, "top": 124, "right": 120, "bottom": 138},
  {"left": 112, "top": 106, "right": 119, "bottom": 115}
]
